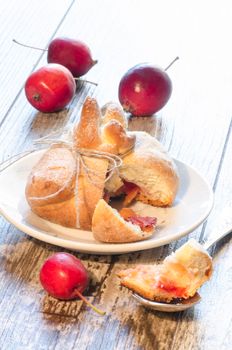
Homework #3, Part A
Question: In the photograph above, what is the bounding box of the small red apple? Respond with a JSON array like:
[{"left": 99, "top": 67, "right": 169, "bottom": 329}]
[
  {"left": 25, "top": 63, "right": 76, "bottom": 113},
  {"left": 40, "top": 252, "right": 105, "bottom": 315},
  {"left": 47, "top": 37, "right": 97, "bottom": 77},
  {"left": 40, "top": 252, "right": 89, "bottom": 300},
  {"left": 118, "top": 63, "right": 173, "bottom": 116}
]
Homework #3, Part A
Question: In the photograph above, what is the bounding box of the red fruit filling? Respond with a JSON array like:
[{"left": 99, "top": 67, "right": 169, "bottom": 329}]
[
  {"left": 109, "top": 181, "right": 140, "bottom": 204},
  {"left": 103, "top": 191, "right": 111, "bottom": 203},
  {"left": 120, "top": 208, "right": 156, "bottom": 232},
  {"left": 156, "top": 280, "right": 187, "bottom": 299}
]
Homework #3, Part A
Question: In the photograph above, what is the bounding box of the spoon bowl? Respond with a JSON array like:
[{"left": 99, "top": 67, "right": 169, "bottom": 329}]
[
  {"left": 132, "top": 292, "right": 201, "bottom": 312},
  {"left": 131, "top": 205, "right": 232, "bottom": 312}
]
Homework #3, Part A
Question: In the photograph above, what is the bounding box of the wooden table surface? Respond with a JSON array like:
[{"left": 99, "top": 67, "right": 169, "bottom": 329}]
[{"left": 0, "top": 1, "right": 231, "bottom": 349}]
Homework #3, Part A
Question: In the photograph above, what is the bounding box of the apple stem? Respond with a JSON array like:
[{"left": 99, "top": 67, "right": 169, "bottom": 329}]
[
  {"left": 75, "top": 78, "right": 98, "bottom": 86},
  {"left": 12, "top": 38, "right": 47, "bottom": 52},
  {"left": 164, "top": 56, "right": 179, "bottom": 71},
  {"left": 75, "top": 290, "right": 106, "bottom": 316}
]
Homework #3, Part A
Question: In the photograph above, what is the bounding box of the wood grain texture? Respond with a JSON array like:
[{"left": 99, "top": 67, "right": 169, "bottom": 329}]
[
  {"left": 0, "top": 0, "right": 74, "bottom": 125},
  {"left": 0, "top": 0, "right": 232, "bottom": 349}
]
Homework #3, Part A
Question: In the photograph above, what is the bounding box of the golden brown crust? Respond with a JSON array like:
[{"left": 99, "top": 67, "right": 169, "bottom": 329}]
[
  {"left": 73, "top": 97, "right": 102, "bottom": 150},
  {"left": 25, "top": 144, "right": 108, "bottom": 229},
  {"left": 25, "top": 145, "right": 76, "bottom": 207},
  {"left": 101, "top": 101, "right": 128, "bottom": 129},
  {"left": 31, "top": 196, "right": 77, "bottom": 228},
  {"left": 118, "top": 266, "right": 175, "bottom": 302},
  {"left": 136, "top": 192, "right": 172, "bottom": 207},
  {"left": 92, "top": 199, "right": 154, "bottom": 243},
  {"left": 102, "top": 120, "right": 136, "bottom": 155},
  {"left": 120, "top": 131, "right": 179, "bottom": 206},
  {"left": 172, "top": 239, "right": 213, "bottom": 295}
]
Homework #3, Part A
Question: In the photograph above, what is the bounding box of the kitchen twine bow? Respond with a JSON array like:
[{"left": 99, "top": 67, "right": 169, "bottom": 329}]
[{"left": 1, "top": 129, "right": 133, "bottom": 229}]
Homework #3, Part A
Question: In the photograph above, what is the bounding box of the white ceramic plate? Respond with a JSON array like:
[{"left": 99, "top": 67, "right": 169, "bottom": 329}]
[{"left": 0, "top": 150, "right": 213, "bottom": 254}]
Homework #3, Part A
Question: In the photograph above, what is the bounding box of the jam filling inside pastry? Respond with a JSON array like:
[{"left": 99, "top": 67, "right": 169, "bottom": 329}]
[{"left": 120, "top": 208, "right": 157, "bottom": 232}]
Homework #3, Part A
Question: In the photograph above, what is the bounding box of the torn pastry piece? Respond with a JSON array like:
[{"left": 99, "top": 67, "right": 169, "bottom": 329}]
[
  {"left": 92, "top": 199, "right": 156, "bottom": 243},
  {"left": 105, "top": 131, "right": 179, "bottom": 207},
  {"left": 118, "top": 239, "right": 213, "bottom": 302},
  {"left": 101, "top": 101, "right": 128, "bottom": 129},
  {"left": 100, "top": 102, "right": 179, "bottom": 207}
]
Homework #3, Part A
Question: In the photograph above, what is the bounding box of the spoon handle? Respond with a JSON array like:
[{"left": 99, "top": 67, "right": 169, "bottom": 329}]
[{"left": 203, "top": 205, "right": 232, "bottom": 250}]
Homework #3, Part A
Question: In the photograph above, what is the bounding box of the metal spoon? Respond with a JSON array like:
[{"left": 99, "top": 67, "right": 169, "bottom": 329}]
[{"left": 132, "top": 205, "right": 232, "bottom": 312}]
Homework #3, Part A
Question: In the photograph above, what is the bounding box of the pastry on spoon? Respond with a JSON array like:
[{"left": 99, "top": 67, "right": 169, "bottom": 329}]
[{"left": 118, "top": 239, "right": 213, "bottom": 302}]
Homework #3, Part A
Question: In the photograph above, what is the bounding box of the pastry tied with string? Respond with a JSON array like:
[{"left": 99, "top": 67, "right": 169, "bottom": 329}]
[
  {"left": 25, "top": 97, "right": 179, "bottom": 238},
  {"left": 26, "top": 97, "right": 126, "bottom": 230}
]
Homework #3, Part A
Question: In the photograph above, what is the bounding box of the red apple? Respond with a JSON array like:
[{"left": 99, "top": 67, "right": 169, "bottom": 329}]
[
  {"left": 25, "top": 63, "right": 76, "bottom": 113},
  {"left": 40, "top": 252, "right": 89, "bottom": 300},
  {"left": 39, "top": 252, "right": 105, "bottom": 315},
  {"left": 47, "top": 37, "right": 97, "bottom": 77},
  {"left": 118, "top": 63, "right": 172, "bottom": 116}
]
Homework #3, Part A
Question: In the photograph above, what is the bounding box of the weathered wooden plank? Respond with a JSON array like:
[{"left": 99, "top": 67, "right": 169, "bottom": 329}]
[
  {"left": 0, "top": 221, "right": 113, "bottom": 349},
  {"left": 0, "top": 0, "right": 74, "bottom": 124},
  {"left": 169, "top": 120, "right": 232, "bottom": 350},
  {"left": 0, "top": 0, "right": 232, "bottom": 349}
]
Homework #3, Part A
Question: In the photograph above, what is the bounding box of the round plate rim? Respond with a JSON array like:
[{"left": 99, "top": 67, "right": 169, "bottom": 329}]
[{"left": 0, "top": 151, "right": 214, "bottom": 255}]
